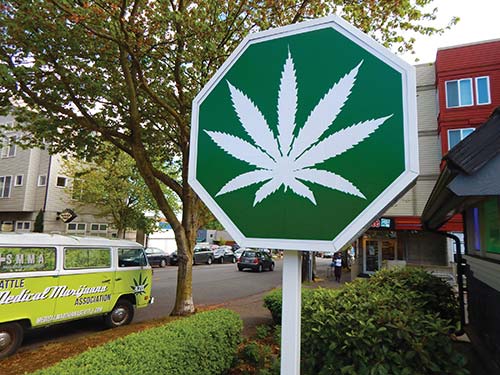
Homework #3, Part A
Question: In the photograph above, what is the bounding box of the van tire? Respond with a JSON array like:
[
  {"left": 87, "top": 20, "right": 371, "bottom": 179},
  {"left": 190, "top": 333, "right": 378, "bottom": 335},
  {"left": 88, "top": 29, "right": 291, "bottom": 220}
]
[
  {"left": 105, "top": 300, "right": 134, "bottom": 328},
  {"left": 0, "top": 322, "right": 23, "bottom": 359}
]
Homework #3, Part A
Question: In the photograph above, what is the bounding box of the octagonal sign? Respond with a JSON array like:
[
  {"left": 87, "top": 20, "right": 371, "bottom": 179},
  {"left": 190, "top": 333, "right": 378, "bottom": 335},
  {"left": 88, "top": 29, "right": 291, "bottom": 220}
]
[{"left": 189, "top": 15, "right": 418, "bottom": 251}]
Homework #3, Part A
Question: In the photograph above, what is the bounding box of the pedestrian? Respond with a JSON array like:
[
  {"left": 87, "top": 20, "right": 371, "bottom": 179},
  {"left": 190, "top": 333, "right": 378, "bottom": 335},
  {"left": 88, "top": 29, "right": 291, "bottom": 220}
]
[{"left": 334, "top": 252, "right": 342, "bottom": 282}]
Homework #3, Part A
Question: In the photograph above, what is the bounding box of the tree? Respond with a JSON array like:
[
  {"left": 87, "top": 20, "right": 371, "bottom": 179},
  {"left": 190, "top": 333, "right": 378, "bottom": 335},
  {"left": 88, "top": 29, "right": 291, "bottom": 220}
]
[
  {"left": 0, "top": 0, "right": 456, "bottom": 315},
  {"left": 33, "top": 209, "right": 44, "bottom": 232},
  {"left": 63, "top": 149, "right": 175, "bottom": 238}
]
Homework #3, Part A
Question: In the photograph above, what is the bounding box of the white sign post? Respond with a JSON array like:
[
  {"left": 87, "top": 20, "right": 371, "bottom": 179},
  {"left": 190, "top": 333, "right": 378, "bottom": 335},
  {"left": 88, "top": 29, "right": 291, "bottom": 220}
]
[{"left": 281, "top": 251, "right": 302, "bottom": 374}]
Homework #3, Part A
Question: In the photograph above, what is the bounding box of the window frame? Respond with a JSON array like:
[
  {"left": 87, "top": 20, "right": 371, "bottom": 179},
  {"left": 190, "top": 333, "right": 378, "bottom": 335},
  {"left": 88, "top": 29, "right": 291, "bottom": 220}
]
[
  {"left": 37, "top": 175, "right": 47, "bottom": 187},
  {"left": 14, "top": 174, "right": 23, "bottom": 187},
  {"left": 15, "top": 221, "right": 31, "bottom": 232},
  {"left": 55, "top": 176, "right": 68, "bottom": 188},
  {"left": 475, "top": 76, "right": 491, "bottom": 105},
  {"left": 67, "top": 222, "right": 87, "bottom": 233},
  {"left": 447, "top": 128, "right": 475, "bottom": 150},
  {"left": 445, "top": 78, "right": 473, "bottom": 108},
  {"left": 63, "top": 247, "right": 112, "bottom": 270},
  {"left": 1, "top": 135, "right": 17, "bottom": 158},
  {"left": 90, "top": 223, "right": 108, "bottom": 233},
  {"left": 0, "top": 175, "right": 12, "bottom": 198}
]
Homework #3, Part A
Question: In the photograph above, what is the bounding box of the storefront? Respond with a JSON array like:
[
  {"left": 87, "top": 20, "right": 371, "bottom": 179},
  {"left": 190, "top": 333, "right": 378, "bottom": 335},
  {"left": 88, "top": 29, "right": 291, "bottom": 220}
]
[{"left": 356, "top": 217, "right": 448, "bottom": 277}]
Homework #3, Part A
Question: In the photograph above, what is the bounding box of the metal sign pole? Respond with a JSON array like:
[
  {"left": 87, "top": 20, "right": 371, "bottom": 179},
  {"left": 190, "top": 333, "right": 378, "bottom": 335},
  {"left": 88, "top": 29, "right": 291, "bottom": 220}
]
[{"left": 280, "top": 250, "right": 302, "bottom": 375}]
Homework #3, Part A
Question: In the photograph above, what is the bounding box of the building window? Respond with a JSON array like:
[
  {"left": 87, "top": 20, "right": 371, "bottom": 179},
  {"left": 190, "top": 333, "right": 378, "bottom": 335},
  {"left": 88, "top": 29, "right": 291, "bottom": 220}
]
[
  {"left": 446, "top": 79, "right": 473, "bottom": 108},
  {"left": 15, "top": 221, "right": 31, "bottom": 232},
  {"left": 90, "top": 223, "right": 108, "bottom": 232},
  {"left": 475, "top": 76, "right": 491, "bottom": 105},
  {"left": 0, "top": 176, "right": 12, "bottom": 198},
  {"left": 14, "top": 175, "right": 23, "bottom": 187},
  {"left": 448, "top": 128, "right": 475, "bottom": 150},
  {"left": 67, "top": 223, "right": 86, "bottom": 232},
  {"left": 56, "top": 176, "right": 68, "bottom": 188},
  {"left": 38, "top": 175, "right": 47, "bottom": 186},
  {"left": 1, "top": 136, "right": 17, "bottom": 158}
]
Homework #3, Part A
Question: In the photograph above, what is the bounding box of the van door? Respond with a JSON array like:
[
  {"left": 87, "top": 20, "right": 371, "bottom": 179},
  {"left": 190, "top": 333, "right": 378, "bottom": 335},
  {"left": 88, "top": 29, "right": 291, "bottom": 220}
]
[
  {"left": 53, "top": 247, "right": 114, "bottom": 323},
  {"left": 114, "top": 248, "right": 152, "bottom": 309},
  {"left": 0, "top": 246, "right": 59, "bottom": 327}
]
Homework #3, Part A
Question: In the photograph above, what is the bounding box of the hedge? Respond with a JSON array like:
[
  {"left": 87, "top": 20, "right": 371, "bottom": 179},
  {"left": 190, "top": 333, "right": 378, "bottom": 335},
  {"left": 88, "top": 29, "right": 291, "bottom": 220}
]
[
  {"left": 264, "top": 268, "right": 467, "bottom": 375},
  {"left": 32, "top": 309, "right": 242, "bottom": 375}
]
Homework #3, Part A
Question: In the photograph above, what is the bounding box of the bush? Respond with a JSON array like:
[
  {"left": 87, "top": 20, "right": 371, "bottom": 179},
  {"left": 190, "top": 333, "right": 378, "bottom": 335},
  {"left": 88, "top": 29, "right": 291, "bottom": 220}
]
[
  {"left": 369, "top": 267, "right": 460, "bottom": 325},
  {"left": 263, "top": 288, "right": 320, "bottom": 325},
  {"left": 32, "top": 309, "right": 242, "bottom": 375},
  {"left": 301, "top": 283, "right": 467, "bottom": 375},
  {"left": 263, "top": 269, "right": 466, "bottom": 375}
]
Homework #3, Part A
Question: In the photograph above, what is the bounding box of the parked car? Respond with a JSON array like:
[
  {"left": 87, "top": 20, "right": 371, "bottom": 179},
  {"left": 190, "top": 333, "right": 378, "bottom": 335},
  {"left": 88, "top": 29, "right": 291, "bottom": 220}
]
[
  {"left": 169, "top": 251, "right": 178, "bottom": 266},
  {"left": 145, "top": 247, "right": 170, "bottom": 267},
  {"left": 234, "top": 248, "right": 245, "bottom": 261},
  {"left": 214, "top": 246, "right": 236, "bottom": 264},
  {"left": 237, "top": 249, "right": 275, "bottom": 272},
  {"left": 193, "top": 244, "right": 214, "bottom": 265}
]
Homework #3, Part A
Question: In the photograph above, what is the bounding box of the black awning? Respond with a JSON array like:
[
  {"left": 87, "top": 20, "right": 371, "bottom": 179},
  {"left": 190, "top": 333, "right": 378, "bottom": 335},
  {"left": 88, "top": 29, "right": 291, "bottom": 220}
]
[{"left": 422, "top": 107, "right": 500, "bottom": 230}]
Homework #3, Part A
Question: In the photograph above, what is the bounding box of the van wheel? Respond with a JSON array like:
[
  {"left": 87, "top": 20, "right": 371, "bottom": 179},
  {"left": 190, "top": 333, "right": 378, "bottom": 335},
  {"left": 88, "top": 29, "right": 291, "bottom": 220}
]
[
  {"left": 160, "top": 259, "right": 167, "bottom": 268},
  {"left": 0, "top": 322, "right": 23, "bottom": 359},
  {"left": 105, "top": 300, "right": 134, "bottom": 328}
]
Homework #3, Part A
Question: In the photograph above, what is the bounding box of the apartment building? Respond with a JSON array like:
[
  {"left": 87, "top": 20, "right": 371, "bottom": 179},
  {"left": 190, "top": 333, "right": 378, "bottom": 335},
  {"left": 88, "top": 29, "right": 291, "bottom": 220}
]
[
  {"left": 0, "top": 116, "right": 115, "bottom": 237},
  {"left": 353, "top": 39, "right": 500, "bottom": 276}
]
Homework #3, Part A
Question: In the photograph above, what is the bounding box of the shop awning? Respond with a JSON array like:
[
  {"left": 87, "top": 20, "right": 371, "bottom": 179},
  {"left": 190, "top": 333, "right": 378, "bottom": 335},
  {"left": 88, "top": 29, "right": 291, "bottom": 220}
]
[{"left": 422, "top": 107, "right": 500, "bottom": 230}]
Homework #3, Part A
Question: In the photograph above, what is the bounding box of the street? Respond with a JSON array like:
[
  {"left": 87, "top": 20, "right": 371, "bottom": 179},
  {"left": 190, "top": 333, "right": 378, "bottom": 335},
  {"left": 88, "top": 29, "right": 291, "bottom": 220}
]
[{"left": 18, "top": 260, "right": 283, "bottom": 353}]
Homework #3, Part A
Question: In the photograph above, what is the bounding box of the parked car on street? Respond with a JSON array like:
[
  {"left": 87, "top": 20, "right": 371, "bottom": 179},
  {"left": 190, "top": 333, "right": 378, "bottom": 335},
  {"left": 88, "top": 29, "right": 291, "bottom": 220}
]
[
  {"left": 169, "top": 251, "right": 178, "bottom": 266},
  {"left": 234, "top": 248, "right": 245, "bottom": 261},
  {"left": 193, "top": 244, "right": 214, "bottom": 265},
  {"left": 145, "top": 247, "right": 170, "bottom": 267},
  {"left": 237, "top": 249, "right": 275, "bottom": 272},
  {"left": 213, "top": 246, "right": 236, "bottom": 264}
]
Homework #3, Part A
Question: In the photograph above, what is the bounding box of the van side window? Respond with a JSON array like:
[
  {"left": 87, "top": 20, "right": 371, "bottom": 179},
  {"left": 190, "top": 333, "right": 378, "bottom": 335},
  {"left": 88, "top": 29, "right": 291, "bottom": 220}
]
[
  {"left": 118, "top": 248, "right": 147, "bottom": 267},
  {"left": 0, "top": 247, "right": 56, "bottom": 273},
  {"left": 64, "top": 248, "right": 111, "bottom": 269}
]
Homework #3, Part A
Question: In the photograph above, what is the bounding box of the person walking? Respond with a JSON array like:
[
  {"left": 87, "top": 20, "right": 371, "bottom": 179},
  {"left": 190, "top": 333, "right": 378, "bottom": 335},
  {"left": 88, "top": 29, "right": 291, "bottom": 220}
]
[{"left": 333, "top": 252, "right": 342, "bottom": 282}]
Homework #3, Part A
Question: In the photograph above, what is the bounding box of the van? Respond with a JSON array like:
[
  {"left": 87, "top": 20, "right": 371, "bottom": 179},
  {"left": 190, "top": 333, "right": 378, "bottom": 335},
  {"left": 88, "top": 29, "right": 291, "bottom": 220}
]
[{"left": 0, "top": 233, "right": 153, "bottom": 358}]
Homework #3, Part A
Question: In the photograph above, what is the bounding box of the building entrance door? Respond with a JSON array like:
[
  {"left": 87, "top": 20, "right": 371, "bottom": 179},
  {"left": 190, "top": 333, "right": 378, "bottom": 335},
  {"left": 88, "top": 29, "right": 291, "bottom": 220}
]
[
  {"left": 363, "top": 238, "right": 398, "bottom": 274},
  {"left": 364, "top": 240, "right": 379, "bottom": 274}
]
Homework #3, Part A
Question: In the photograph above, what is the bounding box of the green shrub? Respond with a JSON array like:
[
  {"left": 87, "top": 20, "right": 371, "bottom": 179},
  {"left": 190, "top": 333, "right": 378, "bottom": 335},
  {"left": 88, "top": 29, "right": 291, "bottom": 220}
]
[
  {"left": 255, "top": 324, "right": 270, "bottom": 340},
  {"left": 301, "top": 282, "right": 467, "bottom": 375},
  {"left": 263, "top": 268, "right": 466, "bottom": 375},
  {"left": 32, "top": 309, "right": 242, "bottom": 375},
  {"left": 370, "top": 267, "right": 459, "bottom": 325},
  {"left": 263, "top": 288, "right": 320, "bottom": 325}
]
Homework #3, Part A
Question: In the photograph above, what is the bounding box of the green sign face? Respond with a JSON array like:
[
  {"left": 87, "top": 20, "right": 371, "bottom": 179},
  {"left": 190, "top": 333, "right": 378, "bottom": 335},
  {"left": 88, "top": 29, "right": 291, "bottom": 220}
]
[{"left": 189, "top": 16, "right": 418, "bottom": 251}]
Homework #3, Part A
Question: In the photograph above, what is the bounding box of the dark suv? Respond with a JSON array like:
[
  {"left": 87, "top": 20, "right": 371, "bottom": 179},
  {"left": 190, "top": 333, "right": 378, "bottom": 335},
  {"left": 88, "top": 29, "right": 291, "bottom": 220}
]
[{"left": 237, "top": 250, "right": 275, "bottom": 272}]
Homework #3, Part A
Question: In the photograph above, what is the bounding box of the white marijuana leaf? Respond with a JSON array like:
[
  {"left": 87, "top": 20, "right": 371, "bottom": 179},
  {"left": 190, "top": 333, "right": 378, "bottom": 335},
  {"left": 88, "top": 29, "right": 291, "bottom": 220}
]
[{"left": 205, "top": 50, "right": 393, "bottom": 206}]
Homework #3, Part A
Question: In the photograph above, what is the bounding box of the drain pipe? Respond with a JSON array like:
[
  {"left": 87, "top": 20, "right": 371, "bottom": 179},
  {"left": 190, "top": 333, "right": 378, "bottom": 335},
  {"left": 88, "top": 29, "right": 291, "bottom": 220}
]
[{"left": 428, "top": 230, "right": 466, "bottom": 335}]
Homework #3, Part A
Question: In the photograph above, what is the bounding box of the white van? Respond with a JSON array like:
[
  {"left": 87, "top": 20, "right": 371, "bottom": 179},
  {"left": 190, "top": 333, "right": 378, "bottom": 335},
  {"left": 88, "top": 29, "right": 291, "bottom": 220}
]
[{"left": 0, "top": 233, "right": 153, "bottom": 358}]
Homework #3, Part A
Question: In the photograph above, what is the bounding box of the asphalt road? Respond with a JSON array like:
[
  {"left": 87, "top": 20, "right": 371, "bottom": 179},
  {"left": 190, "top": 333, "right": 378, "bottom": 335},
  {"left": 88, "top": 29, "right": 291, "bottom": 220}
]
[
  {"left": 138, "top": 259, "right": 282, "bottom": 321},
  {"left": 18, "top": 260, "right": 283, "bottom": 352}
]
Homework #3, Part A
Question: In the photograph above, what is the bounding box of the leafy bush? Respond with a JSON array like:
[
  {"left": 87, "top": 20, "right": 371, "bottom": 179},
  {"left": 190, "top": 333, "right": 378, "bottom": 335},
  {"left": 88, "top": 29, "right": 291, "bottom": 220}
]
[
  {"left": 263, "top": 268, "right": 466, "bottom": 375},
  {"left": 369, "top": 267, "right": 459, "bottom": 325},
  {"left": 263, "top": 288, "right": 320, "bottom": 325},
  {"left": 255, "top": 325, "right": 271, "bottom": 340},
  {"left": 32, "top": 309, "right": 242, "bottom": 375},
  {"left": 301, "top": 283, "right": 467, "bottom": 375}
]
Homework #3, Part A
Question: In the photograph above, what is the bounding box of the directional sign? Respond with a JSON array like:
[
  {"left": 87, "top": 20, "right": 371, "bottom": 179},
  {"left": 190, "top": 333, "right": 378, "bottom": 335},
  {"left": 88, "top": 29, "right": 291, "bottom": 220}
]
[{"left": 189, "top": 16, "right": 418, "bottom": 251}]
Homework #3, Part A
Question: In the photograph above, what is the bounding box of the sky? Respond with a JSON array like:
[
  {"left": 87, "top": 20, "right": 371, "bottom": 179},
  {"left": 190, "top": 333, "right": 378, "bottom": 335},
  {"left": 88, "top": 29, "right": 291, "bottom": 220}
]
[{"left": 400, "top": 0, "right": 500, "bottom": 64}]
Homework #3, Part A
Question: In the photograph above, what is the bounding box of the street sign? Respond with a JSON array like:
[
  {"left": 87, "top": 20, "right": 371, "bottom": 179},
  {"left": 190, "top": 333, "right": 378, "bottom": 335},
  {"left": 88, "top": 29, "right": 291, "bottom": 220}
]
[{"left": 189, "top": 16, "right": 417, "bottom": 252}]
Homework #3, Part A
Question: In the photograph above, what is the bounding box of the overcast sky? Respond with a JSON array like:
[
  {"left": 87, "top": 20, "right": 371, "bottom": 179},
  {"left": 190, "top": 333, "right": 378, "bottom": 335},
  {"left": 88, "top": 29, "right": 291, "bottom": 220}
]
[{"left": 399, "top": 0, "right": 500, "bottom": 64}]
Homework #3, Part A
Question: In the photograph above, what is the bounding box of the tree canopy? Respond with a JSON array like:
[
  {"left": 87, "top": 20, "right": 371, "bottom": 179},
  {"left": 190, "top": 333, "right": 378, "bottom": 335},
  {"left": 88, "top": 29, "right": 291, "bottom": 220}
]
[{"left": 0, "top": 0, "right": 456, "bottom": 315}]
